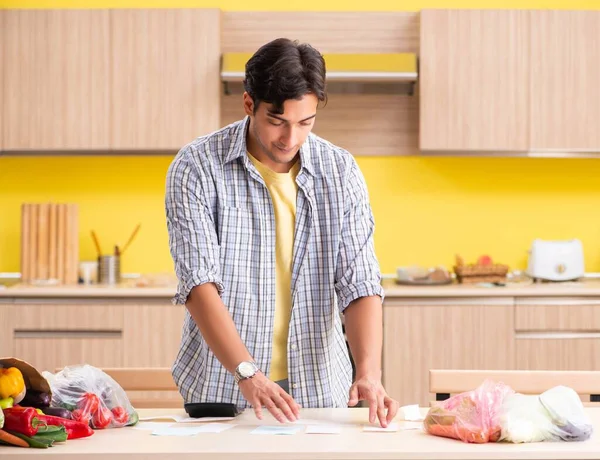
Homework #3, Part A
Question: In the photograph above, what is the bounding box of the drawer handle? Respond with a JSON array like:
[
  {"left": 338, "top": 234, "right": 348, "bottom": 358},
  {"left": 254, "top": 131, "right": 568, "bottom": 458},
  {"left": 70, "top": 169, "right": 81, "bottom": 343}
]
[
  {"left": 14, "top": 330, "right": 122, "bottom": 339},
  {"left": 516, "top": 331, "right": 600, "bottom": 340}
]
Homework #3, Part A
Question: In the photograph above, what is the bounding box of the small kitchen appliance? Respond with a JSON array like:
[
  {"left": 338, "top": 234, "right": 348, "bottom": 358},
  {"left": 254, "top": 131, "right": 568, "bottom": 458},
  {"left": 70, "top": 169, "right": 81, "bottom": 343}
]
[{"left": 526, "top": 239, "right": 585, "bottom": 282}]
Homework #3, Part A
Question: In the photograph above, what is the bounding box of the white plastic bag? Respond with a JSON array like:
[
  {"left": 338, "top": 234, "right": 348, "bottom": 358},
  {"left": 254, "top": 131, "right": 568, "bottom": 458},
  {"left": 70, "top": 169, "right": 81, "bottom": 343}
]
[
  {"left": 499, "top": 386, "right": 592, "bottom": 443},
  {"left": 42, "top": 364, "right": 138, "bottom": 429}
]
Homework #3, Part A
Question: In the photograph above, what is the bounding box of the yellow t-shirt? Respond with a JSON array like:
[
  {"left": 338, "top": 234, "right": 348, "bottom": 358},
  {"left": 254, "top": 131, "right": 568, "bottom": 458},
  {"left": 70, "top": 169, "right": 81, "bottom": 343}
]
[{"left": 247, "top": 152, "right": 299, "bottom": 382}]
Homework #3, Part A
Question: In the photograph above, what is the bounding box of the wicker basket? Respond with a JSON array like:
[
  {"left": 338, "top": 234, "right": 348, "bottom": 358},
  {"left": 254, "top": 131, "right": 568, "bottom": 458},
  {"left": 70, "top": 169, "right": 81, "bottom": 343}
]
[{"left": 453, "top": 255, "right": 509, "bottom": 284}]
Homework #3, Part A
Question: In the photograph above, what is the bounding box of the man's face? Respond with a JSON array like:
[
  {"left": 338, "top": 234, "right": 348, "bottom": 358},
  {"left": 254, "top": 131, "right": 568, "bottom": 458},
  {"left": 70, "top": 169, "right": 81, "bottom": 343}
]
[{"left": 244, "top": 92, "right": 318, "bottom": 173}]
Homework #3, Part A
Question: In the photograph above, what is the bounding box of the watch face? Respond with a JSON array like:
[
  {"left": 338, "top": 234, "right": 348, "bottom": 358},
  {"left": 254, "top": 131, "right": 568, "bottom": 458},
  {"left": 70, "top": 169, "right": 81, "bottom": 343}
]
[{"left": 239, "top": 362, "right": 256, "bottom": 378}]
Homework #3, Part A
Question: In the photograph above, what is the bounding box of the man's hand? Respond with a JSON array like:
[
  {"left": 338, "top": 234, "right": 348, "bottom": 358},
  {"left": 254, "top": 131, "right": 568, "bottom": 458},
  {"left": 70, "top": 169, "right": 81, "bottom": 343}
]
[
  {"left": 348, "top": 375, "right": 399, "bottom": 428},
  {"left": 238, "top": 373, "right": 301, "bottom": 423}
]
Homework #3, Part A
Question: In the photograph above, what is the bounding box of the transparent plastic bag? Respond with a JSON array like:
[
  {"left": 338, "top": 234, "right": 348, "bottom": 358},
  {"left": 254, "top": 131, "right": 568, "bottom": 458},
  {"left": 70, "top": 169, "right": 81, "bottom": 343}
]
[
  {"left": 42, "top": 364, "right": 138, "bottom": 429},
  {"left": 423, "top": 379, "right": 514, "bottom": 443},
  {"left": 424, "top": 380, "right": 593, "bottom": 444}
]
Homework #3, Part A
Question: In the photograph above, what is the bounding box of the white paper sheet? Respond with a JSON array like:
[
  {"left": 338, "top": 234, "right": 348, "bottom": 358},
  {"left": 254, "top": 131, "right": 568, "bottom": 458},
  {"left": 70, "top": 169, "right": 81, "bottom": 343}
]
[
  {"left": 139, "top": 414, "right": 234, "bottom": 423},
  {"left": 400, "top": 404, "right": 424, "bottom": 421},
  {"left": 363, "top": 422, "right": 399, "bottom": 432},
  {"left": 151, "top": 423, "right": 235, "bottom": 436},
  {"left": 305, "top": 425, "right": 343, "bottom": 434},
  {"left": 250, "top": 425, "right": 303, "bottom": 435},
  {"left": 132, "top": 422, "right": 171, "bottom": 431},
  {"left": 399, "top": 421, "right": 423, "bottom": 430}
]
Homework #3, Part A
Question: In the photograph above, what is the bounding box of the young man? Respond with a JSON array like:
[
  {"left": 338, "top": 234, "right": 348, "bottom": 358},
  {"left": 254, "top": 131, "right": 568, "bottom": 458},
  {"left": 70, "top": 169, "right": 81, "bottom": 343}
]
[{"left": 165, "top": 38, "right": 398, "bottom": 428}]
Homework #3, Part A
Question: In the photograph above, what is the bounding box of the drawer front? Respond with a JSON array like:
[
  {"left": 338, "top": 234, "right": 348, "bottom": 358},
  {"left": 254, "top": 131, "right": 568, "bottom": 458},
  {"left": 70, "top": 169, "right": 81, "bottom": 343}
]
[
  {"left": 13, "top": 304, "right": 124, "bottom": 330},
  {"left": 515, "top": 298, "right": 600, "bottom": 331},
  {"left": 14, "top": 336, "right": 123, "bottom": 373},
  {"left": 516, "top": 338, "right": 600, "bottom": 371}
]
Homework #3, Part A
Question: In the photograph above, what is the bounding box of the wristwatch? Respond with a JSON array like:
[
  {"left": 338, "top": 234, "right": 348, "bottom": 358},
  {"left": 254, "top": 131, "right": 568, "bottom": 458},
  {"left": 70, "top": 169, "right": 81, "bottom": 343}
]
[{"left": 234, "top": 361, "right": 260, "bottom": 384}]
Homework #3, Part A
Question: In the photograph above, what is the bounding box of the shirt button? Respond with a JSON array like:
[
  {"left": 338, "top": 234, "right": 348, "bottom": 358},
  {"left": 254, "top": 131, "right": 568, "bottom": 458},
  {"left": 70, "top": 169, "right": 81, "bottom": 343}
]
[
  {"left": 292, "top": 383, "right": 299, "bottom": 389},
  {"left": 291, "top": 344, "right": 297, "bottom": 350}
]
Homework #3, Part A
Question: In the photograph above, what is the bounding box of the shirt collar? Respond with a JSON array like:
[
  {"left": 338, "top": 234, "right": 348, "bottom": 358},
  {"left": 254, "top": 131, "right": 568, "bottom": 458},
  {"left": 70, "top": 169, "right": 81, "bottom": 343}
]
[{"left": 224, "top": 116, "right": 316, "bottom": 177}]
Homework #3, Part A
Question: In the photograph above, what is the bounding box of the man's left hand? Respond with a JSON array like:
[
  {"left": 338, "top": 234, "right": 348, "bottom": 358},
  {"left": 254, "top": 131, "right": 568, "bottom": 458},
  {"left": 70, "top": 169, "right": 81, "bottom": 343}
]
[{"left": 348, "top": 375, "right": 399, "bottom": 428}]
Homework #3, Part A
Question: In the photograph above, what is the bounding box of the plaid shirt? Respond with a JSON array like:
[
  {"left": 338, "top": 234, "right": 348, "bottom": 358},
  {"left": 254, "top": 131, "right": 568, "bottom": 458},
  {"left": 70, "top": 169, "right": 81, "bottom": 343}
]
[{"left": 165, "top": 117, "right": 384, "bottom": 409}]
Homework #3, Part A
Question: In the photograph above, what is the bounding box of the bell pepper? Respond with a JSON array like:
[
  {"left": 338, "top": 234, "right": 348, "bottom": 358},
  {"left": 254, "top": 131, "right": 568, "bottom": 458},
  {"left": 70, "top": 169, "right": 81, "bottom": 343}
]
[
  {"left": 2, "top": 406, "right": 43, "bottom": 437},
  {"left": 0, "top": 367, "right": 26, "bottom": 404},
  {"left": 0, "top": 396, "right": 13, "bottom": 409},
  {"left": 36, "top": 414, "right": 94, "bottom": 439}
]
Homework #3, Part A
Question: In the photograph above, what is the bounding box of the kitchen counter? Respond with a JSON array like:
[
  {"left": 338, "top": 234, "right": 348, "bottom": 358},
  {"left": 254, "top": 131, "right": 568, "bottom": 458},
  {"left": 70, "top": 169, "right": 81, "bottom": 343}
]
[
  {"left": 2, "top": 407, "right": 600, "bottom": 459},
  {"left": 382, "top": 278, "right": 600, "bottom": 298},
  {"left": 2, "top": 279, "right": 600, "bottom": 299},
  {"left": 0, "top": 283, "right": 176, "bottom": 298}
]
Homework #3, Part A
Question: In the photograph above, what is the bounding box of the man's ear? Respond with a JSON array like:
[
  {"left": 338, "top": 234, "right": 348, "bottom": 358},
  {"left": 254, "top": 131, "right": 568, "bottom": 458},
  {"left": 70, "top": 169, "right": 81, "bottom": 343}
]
[{"left": 243, "top": 92, "right": 254, "bottom": 117}]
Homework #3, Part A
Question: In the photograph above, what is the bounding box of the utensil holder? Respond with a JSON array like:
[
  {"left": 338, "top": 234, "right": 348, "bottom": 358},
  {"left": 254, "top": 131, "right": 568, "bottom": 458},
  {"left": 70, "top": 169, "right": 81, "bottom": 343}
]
[{"left": 98, "top": 255, "right": 120, "bottom": 285}]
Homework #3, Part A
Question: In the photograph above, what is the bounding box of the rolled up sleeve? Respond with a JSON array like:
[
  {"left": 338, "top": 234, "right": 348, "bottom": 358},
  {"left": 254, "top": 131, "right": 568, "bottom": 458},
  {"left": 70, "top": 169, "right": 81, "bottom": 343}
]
[
  {"left": 334, "top": 158, "right": 385, "bottom": 313},
  {"left": 165, "top": 150, "right": 224, "bottom": 305}
]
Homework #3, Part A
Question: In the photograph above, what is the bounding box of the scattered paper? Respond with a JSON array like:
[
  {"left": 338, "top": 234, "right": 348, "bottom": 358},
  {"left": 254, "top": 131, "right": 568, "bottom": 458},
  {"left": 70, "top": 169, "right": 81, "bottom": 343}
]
[
  {"left": 363, "top": 422, "right": 399, "bottom": 432},
  {"left": 133, "top": 422, "right": 171, "bottom": 431},
  {"left": 399, "top": 421, "right": 423, "bottom": 430},
  {"left": 305, "top": 425, "right": 342, "bottom": 434},
  {"left": 139, "top": 414, "right": 234, "bottom": 423},
  {"left": 151, "top": 423, "right": 235, "bottom": 436},
  {"left": 251, "top": 425, "right": 303, "bottom": 435},
  {"left": 401, "top": 404, "right": 424, "bottom": 421},
  {"left": 140, "top": 414, "right": 186, "bottom": 422},
  {"left": 289, "top": 418, "right": 334, "bottom": 426}
]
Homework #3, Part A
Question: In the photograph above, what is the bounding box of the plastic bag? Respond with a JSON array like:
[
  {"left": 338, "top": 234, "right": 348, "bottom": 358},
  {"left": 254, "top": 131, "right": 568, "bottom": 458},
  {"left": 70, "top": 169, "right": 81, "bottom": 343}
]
[
  {"left": 423, "top": 380, "right": 593, "bottom": 444},
  {"left": 423, "top": 379, "right": 514, "bottom": 443},
  {"left": 42, "top": 364, "right": 138, "bottom": 429}
]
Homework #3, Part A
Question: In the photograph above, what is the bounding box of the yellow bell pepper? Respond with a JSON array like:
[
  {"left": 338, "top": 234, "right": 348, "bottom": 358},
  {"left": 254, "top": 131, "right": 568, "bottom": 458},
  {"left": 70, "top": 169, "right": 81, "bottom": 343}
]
[{"left": 0, "top": 367, "right": 26, "bottom": 403}]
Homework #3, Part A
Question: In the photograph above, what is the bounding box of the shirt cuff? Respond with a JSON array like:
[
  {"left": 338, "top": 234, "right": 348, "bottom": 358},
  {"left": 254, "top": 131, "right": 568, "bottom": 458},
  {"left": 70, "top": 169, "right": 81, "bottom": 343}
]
[
  {"left": 171, "top": 270, "right": 225, "bottom": 305},
  {"left": 337, "top": 280, "right": 385, "bottom": 313}
]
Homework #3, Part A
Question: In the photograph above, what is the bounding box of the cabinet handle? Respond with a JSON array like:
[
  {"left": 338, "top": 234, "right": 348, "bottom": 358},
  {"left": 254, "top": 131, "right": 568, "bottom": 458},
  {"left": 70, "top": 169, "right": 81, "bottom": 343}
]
[
  {"left": 14, "top": 330, "right": 122, "bottom": 339},
  {"left": 516, "top": 331, "right": 600, "bottom": 339}
]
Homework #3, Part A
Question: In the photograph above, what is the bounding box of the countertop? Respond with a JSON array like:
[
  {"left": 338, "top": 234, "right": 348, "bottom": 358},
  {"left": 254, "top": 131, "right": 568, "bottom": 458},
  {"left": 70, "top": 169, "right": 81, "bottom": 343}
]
[
  {"left": 2, "top": 279, "right": 600, "bottom": 299},
  {"left": 2, "top": 407, "right": 599, "bottom": 459},
  {"left": 381, "top": 278, "right": 600, "bottom": 298}
]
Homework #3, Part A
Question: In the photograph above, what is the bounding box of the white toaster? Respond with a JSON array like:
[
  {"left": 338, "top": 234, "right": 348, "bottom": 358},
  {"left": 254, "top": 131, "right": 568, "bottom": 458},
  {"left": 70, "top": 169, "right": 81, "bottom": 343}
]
[{"left": 526, "top": 239, "right": 585, "bottom": 281}]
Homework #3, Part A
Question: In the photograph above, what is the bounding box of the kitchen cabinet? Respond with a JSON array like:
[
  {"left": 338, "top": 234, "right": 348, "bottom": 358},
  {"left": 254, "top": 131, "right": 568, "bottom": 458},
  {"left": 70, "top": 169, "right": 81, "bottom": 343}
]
[
  {"left": 530, "top": 11, "right": 600, "bottom": 151},
  {"left": 382, "top": 298, "right": 515, "bottom": 406},
  {"left": 2, "top": 300, "right": 185, "bottom": 379},
  {"left": 419, "top": 9, "right": 529, "bottom": 151},
  {"left": 2, "top": 10, "right": 110, "bottom": 150},
  {"left": 123, "top": 304, "right": 185, "bottom": 367},
  {"left": 515, "top": 298, "right": 600, "bottom": 370},
  {"left": 110, "top": 9, "right": 221, "bottom": 150}
]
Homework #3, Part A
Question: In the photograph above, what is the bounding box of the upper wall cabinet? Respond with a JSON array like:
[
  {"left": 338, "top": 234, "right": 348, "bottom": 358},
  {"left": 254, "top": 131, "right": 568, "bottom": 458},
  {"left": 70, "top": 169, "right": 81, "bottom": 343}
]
[
  {"left": 419, "top": 10, "right": 529, "bottom": 152},
  {"left": 2, "top": 10, "right": 110, "bottom": 150},
  {"left": 1, "top": 9, "right": 221, "bottom": 153},
  {"left": 530, "top": 11, "right": 600, "bottom": 151},
  {"left": 110, "top": 9, "right": 221, "bottom": 150}
]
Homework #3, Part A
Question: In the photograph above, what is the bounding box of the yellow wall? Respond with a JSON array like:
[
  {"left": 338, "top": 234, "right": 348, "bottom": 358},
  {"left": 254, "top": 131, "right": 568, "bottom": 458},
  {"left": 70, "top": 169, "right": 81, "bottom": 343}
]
[{"left": 2, "top": 0, "right": 600, "bottom": 276}]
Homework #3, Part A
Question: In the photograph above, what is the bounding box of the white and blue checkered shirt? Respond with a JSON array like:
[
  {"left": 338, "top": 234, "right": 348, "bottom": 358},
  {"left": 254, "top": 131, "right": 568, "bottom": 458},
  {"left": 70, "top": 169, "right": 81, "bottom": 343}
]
[{"left": 165, "top": 117, "right": 384, "bottom": 409}]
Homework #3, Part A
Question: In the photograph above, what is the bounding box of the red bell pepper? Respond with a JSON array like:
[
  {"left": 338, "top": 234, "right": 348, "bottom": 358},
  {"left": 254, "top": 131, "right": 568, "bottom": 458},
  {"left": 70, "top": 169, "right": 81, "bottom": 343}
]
[
  {"left": 111, "top": 406, "right": 129, "bottom": 425},
  {"left": 3, "top": 406, "right": 43, "bottom": 437},
  {"left": 36, "top": 414, "right": 94, "bottom": 439}
]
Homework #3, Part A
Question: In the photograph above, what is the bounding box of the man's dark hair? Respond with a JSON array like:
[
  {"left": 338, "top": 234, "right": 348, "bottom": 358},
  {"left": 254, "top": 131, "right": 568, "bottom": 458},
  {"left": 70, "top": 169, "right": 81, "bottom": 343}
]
[{"left": 243, "top": 38, "right": 327, "bottom": 114}]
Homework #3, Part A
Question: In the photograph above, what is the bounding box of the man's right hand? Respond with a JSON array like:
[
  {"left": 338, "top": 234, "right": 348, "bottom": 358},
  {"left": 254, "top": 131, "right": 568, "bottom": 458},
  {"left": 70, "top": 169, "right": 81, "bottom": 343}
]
[{"left": 238, "top": 372, "right": 301, "bottom": 423}]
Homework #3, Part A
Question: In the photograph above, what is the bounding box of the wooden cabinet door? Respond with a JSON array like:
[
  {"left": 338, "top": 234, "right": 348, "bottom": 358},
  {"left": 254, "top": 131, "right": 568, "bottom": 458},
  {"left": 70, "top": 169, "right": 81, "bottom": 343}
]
[
  {"left": 123, "top": 303, "right": 186, "bottom": 367},
  {"left": 110, "top": 9, "right": 221, "bottom": 150},
  {"left": 2, "top": 10, "right": 110, "bottom": 150},
  {"left": 0, "top": 303, "right": 14, "bottom": 356},
  {"left": 530, "top": 11, "right": 600, "bottom": 151},
  {"left": 419, "top": 10, "right": 529, "bottom": 151},
  {"left": 382, "top": 298, "right": 515, "bottom": 406},
  {"left": 515, "top": 298, "right": 600, "bottom": 370}
]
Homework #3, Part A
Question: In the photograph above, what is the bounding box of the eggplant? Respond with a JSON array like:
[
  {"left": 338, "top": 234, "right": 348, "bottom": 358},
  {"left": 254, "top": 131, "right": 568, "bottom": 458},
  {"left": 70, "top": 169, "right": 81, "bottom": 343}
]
[
  {"left": 41, "top": 407, "right": 73, "bottom": 420},
  {"left": 20, "top": 389, "right": 51, "bottom": 408}
]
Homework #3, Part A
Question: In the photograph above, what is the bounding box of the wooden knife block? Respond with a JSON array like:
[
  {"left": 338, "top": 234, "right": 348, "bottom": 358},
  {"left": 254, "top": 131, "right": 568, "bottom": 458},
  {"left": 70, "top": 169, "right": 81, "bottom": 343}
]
[{"left": 20, "top": 203, "right": 79, "bottom": 285}]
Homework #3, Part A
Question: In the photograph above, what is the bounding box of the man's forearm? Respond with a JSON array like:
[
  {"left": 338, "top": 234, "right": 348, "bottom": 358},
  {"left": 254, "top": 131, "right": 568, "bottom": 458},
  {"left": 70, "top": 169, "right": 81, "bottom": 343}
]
[
  {"left": 343, "top": 295, "right": 383, "bottom": 379},
  {"left": 186, "top": 283, "right": 253, "bottom": 374}
]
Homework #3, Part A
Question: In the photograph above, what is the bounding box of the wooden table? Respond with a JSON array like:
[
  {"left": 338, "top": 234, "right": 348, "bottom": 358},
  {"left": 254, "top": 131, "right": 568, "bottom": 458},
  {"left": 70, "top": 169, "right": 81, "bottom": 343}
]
[{"left": 2, "top": 407, "right": 600, "bottom": 459}]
